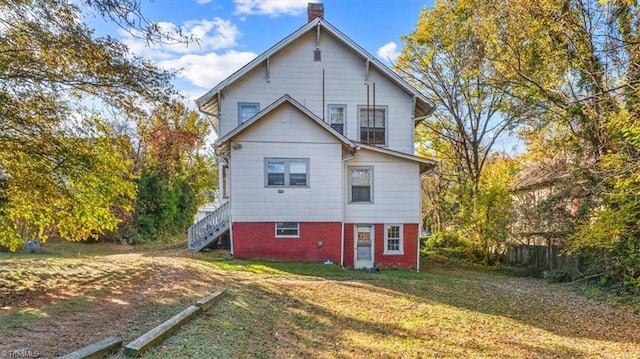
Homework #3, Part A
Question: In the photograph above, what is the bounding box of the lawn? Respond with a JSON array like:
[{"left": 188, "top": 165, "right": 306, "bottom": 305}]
[{"left": 1, "top": 243, "right": 639, "bottom": 358}]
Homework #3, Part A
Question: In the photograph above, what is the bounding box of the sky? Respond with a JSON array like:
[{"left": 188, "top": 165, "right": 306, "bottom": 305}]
[{"left": 86, "top": 0, "right": 435, "bottom": 104}]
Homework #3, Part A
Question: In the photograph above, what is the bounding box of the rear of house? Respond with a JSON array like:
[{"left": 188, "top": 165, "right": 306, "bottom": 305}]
[{"left": 190, "top": 3, "right": 436, "bottom": 269}]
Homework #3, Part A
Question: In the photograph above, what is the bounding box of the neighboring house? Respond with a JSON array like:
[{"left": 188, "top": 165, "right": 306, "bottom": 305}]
[
  {"left": 188, "top": 3, "right": 436, "bottom": 269},
  {"left": 510, "top": 160, "right": 574, "bottom": 245},
  {"left": 507, "top": 161, "right": 577, "bottom": 270}
]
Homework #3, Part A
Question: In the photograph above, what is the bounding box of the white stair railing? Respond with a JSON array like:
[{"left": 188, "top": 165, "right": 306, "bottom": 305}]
[{"left": 188, "top": 201, "right": 230, "bottom": 252}]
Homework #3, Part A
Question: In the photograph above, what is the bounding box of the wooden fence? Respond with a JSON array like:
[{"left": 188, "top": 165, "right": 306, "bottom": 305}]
[{"left": 504, "top": 244, "right": 576, "bottom": 272}]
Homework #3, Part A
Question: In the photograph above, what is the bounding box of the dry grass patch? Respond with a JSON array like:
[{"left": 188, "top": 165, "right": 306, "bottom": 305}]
[
  {"left": 145, "top": 259, "right": 640, "bottom": 359},
  {"left": 1, "top": 245, "right": 639, "bottom": 358}
]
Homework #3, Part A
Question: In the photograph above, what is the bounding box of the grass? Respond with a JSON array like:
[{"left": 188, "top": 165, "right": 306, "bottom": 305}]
[
  {"left": 138, "top": 256, "right": 640, "bottom": 358},
  {"left": 1, "top": 242, "right": 640, "bottom": 358}
]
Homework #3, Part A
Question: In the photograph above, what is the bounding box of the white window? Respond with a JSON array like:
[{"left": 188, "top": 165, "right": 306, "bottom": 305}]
[
  {"left": 238, "top": 102, "right": 259, "bottom": 124},
  {"left": 348, "top": 166, "right": 373, "bottom": 203},
  {"left": 265, "top": 158, "right": 309, "bottom": 187},
  {"left": 358, "top": 106, "right": 387, "bottom": 145},
  {"left": 328, "top": 104, "right": 346, "bottom": 135},
  {"left": 276, "top": 222, "right": 299, "bottom": 237},
  {"left": 222, "top": 164, "right": 229, "bottom": 198},
  {"left": 384, "top": 224, "right": 403, "bottom": 254}
]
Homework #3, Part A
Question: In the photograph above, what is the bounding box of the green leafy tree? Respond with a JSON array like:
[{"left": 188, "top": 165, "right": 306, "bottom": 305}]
[
  {"left": 123, "top": 101, "right": 216, "bottom": 243},
  {"left": 469, "top": 0, "right": 640, "bottom": 287},
  {"left": 399, "top": 0, "right": 522, "bottom": 263},
  {"left": 0, "top": 0, "right": 178, "bottom": 250}
]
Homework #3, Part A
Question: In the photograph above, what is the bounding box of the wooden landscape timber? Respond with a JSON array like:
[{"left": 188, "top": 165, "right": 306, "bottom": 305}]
[
  {"left": 195, "top": 287, "right": 227, "bottom": 311},
  {"left": 124, "top": 288, "right": 227, "bottom": 357},
  {"left": 57, "top": 336, "right": 122, "bottom": 359}
]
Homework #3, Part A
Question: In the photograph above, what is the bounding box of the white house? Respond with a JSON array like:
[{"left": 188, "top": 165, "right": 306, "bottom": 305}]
[{"left": 188, "top": 3, "right": 436, "bottom": 269}]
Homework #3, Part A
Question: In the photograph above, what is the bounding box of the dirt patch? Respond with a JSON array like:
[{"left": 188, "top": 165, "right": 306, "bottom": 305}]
[{"left": 0, "top": 248, "right": 224, "bottom": 358}]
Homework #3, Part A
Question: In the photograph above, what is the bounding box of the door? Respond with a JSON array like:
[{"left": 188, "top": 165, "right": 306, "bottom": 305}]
[{"left": 355, "top": 225, "right": 374, "bottom": 269}]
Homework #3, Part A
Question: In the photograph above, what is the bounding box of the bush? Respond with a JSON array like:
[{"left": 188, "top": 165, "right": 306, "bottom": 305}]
[{"left": 543, "top": 269, "right": 571, "bottom": 283}]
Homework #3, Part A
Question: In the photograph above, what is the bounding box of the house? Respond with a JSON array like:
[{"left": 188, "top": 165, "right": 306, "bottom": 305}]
[
  {"left": 188, "top": 3, "right": 436, "bottom": 269},
  {"left": 506, "top": 160, "right": 577, "bottom": 270},
  {"left": 509, "top": 160, "right": 574, "bottom": 245}
]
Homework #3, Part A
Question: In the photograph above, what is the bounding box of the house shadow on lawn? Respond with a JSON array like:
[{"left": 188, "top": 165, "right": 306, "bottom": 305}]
[
  {"left": 191, "top": 254, "right": 640, "bottom": 358},
  {"left": 151, "top": 279, "right": 588, "bottom": 358}
]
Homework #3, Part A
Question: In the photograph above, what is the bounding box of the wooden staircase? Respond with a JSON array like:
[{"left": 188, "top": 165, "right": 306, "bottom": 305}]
[{"left": 188, "top": 201, "right": 230, "bottom": 252}]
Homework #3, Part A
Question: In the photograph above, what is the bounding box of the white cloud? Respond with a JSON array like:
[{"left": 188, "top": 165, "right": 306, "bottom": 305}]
[
  {"left": 158, "top": 50, "right": 257, "bottom": 89},
  {"left": 234, "top": 0, "right": 308, "bottom": 17},
  {"left": 196, "top": 0, "right": 213, "bottom": 4},
  {"left": 120, "top": 17, "right": 240, "bottom": 59},
  {"left": 377, "top": 42, "right": 399, "bottom": 65}
]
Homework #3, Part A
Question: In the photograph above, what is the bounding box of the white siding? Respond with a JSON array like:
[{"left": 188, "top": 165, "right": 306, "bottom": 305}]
[
  {"left": 344, "top": 149, "right": 421, "bottom": 224},
  {"left": 229, "top": 103, "right": 343, "bottom": 222},
  {"left": 217, "top": 30, "right": 416, "bottom": 154}
]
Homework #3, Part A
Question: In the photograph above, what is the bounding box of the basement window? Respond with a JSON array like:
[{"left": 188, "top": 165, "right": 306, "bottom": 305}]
[
  {"left": 384, "top": 224, "right": 404, "bottom": 255},
  {"left": 276, "top": 222, "right": 299, "bottom": 237}
]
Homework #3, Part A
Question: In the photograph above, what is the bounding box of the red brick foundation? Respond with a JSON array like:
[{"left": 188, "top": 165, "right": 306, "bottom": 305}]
[
  {"left": 232, "top": 222, "right": 342, "bottom": 263},
  {"left": 232, "top": 222, "right": 418, "bottom": 268},
  {"left": 343, "top": 223, "right": 418, "bottom": 269}
]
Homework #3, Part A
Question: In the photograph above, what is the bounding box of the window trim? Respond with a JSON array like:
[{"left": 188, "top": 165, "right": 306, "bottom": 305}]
[
  {"left": 264, "top": 158, "right": 310, "bottom": 188},
  {"left": 357, "top": 105, "right": 388, "bottom": 146},
  {"left": 327, "top": 104, "right": 346, "bottom": 135},
  {"left": 238, "top": 102, "right": 260, "bottom": 125},
  {"left": 384, "top": 224, "right": 404, "bottom": 255},
  {"left": 348, "top": 166, "right": 374, "bottom": 204},
  {"left": 221, "top": 164, "right": 229, "bottom": 199},
  {"left": 276, "top": 222, "right": 300, "bottom": 238}
]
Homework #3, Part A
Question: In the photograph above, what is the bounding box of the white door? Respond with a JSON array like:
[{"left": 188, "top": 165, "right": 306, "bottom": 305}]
[{"left": 355, "top": 225, "right": 374, "bottom": 269}]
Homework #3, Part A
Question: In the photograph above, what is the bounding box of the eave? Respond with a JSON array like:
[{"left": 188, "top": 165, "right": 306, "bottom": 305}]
[{"left": 195, "top": 18, "right": 435, "bottom": 120}]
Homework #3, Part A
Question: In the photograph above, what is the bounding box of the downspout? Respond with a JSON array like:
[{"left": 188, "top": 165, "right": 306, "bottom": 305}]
[
  {"left": 225, "top": 154, "right": 234, "bottom": 257},
  {"left": 341, "top": 147, "right": 358, "bottom": 268},
  {"left": 416, "top": 165, "right": 422, "bottom": 273},
  {"left": 196, "top": 92, "right": 222, "bottom": 137},
  {"left": 416, "top": 226, "right": 420, "bottom": 272}
]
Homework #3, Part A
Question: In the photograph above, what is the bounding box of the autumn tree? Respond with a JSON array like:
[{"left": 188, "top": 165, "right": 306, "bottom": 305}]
[
  {"left": 471, "top": 0, "right": 640, "bottom": 287},
  {"left": 122, "top": 101, "right": 216, "bottom": 243},
  {"left": 398, "top": 0, "right": 522, "bottom": 262},
  {"left": 0, "top": 0, "right": 181, "bottom": 250}
]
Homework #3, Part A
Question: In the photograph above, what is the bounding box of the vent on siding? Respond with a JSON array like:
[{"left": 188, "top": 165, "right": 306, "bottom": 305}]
[{"left": 314, "top": 49, "right": 322, "bottom": 62}]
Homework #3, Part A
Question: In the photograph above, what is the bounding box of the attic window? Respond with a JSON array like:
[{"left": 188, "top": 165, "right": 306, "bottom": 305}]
[{"left": 314, "top": 49, "right": 322, "bottom": 62}]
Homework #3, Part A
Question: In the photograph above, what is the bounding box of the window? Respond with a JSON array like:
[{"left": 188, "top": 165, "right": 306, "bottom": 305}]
[
  {"left": 328, "top": 104, "right": 346, "bottom": 135},
  {"left": 222, "top": 165, "right": 229, "bottom": 198},
  {"left": 349, "top": 167, "right": 373, "bottom": 203},
  {"left": 276, "top": 222, "right": 299, "bottom": 237},
  {"left": 358, "top": 106, "right": 387, "bottom": 145},
  {"left": 265, "top": 158, "right": 310, "bottom": 187},
  {"left": 238, "top": 102, "right": 259, "bottom": 124},
  {"left": 384, "top": 224, "right": 403, "bottom": 254}
]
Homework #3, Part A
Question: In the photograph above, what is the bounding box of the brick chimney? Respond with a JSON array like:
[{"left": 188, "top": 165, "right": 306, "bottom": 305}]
[{"left": 307, "top": 2, "right": 324, "bottom": 22}]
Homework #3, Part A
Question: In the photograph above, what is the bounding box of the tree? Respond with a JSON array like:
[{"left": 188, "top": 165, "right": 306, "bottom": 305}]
[
  {"left": 0, "top": 0, "right": 178, "bottom": 250},
  {"left": 398, "top": 0, "right": 522, "bottom": 262},
  {"left": 122, "top": 101, "right": 217, "bottom": 243},
  {"left": 472, "top": 0, "right": 640, "bottom": 287}
]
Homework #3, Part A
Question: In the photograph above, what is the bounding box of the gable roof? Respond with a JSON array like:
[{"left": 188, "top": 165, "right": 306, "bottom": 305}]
[
  {"left": 214, "top": 94, "right": 358, "bottom": 156},
  {"left": 196, "top": 18, "right": 434, "bottom": 120},
  {"left": 214, "top": 94, "right": 437, "bottom": 173},
  {"left": 355, "top": 143, "right": 437, "bottom": 173},
  {"left": 510, "top": 161, "right": 569, "bottom": 191}
]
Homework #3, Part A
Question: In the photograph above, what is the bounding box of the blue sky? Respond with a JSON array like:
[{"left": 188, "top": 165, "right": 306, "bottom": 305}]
[{"left": 87, "top": 0, "right": 434, "bottom": 102}]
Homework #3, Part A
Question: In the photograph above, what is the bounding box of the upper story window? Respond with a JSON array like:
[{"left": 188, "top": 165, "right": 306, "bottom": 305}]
[
  {"left": 358, "top": 106, "right": 387, "bottom": 145},
  {"left": 265, "top": 158, "right": 310, "bottom": 187},
  {"left": 238, "top": 102, "right": 260, "bottom": 124},
  {"left": 328, "top": 104, "right": 346, "bottom": 135},
  {"left": 348, "top": 166, "right": 373, "bottom": 203}
]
